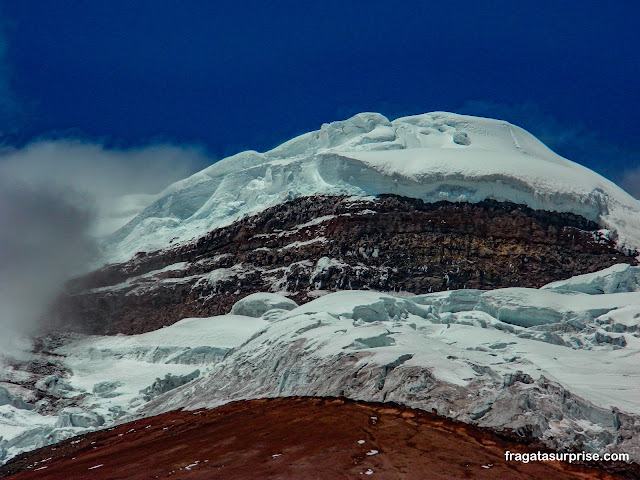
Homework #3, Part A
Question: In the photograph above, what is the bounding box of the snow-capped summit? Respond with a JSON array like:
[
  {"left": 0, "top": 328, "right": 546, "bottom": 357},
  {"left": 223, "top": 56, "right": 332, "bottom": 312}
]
[
  {"left": 103, "top": 112, "right": 640, "bottom": 264},
  {"left": 4, "top": 113, "right": 640, "bottom": 467}
]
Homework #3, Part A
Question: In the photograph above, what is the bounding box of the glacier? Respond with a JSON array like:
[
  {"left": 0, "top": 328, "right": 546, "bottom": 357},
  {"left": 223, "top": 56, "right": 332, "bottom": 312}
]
[
  {"left": 102, "top": 112, "right": 640, "bottom": 264},
  {"left": 137, "top": 280, "right": 640, "bottom": 458},
  {"left": 4, "top": 268, "right": 640, "bottom": 462},
  {"left": 0, "top": 315, "right": 269, "bottom": 463}
]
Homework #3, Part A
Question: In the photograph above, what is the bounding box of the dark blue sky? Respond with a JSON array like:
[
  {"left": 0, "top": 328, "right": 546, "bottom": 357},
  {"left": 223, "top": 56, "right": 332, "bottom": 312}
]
[{"left": 1, "top": 1, "right": 638, "bottom": 185}]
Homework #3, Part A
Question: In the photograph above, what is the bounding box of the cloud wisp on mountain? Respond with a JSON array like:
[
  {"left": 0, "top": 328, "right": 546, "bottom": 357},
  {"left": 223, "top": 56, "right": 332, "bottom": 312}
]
[{"left": 0, "top": 140, "right": 210, "bottom": 349}]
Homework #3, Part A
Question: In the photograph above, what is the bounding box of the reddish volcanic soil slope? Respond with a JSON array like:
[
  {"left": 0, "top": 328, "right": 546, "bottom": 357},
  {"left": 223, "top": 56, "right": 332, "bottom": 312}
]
[{"left": 1, "top": 397, "right": 636, "bottom": 480}]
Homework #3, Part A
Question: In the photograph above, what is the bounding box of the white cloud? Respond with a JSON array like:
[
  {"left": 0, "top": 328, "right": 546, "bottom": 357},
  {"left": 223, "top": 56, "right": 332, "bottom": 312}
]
[
  {"left": 0, "top": 139, "right": 210, "bottom": 233},
  {"left": 0, "top": 139, "right": 211, "bottom": 339},
  {"left": 0, "top": 11, "right": 215, "bottom": 346}
]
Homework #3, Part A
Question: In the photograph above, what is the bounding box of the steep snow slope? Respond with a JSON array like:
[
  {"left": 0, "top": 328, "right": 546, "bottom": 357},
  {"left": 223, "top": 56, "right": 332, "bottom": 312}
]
[{"left": 103, "top": 112, "right": 640, "bottom": 264}]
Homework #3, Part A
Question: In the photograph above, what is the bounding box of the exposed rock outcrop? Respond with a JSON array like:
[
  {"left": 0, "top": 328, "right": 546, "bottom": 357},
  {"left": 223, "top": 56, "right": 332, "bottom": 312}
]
[{"left": 51, "top": 195, "right": 636, "bottom": 335}]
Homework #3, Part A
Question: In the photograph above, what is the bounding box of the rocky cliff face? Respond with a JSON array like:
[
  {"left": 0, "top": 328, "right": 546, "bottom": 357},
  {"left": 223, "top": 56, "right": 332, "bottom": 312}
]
[{"left": 51, "top": 195, "right": 636, "bottom": 335}]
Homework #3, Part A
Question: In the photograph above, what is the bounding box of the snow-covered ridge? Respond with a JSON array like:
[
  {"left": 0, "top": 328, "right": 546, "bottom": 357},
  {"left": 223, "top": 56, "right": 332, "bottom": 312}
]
[{"left": 102, "top": 112, "right": 640, "bottom": 264}]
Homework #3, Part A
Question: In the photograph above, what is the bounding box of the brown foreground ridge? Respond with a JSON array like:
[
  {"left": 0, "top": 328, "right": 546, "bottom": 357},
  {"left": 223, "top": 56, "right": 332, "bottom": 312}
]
[{"left": 1, "top": 397, "right": 637, "bottom": 480}]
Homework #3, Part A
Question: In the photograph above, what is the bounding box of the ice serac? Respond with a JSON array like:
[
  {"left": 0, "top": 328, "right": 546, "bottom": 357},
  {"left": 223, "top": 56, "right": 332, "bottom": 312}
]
[
  {"left": 0, "top": 315, "right": 268, "bottom": 463},
  {"left": 141, "top": 289, "right": 640, "bottom": 459},
  {"left": 542, "top": 263, "right": 640, "bottom": 294},
  {"left": 6, "top": 282, "right": 640, "bottom": 463},
  {"left": 230, "top": 292, "right": 298, "bottom": 318},
  {"left": 102, "top": 112, "right": 640, "bottom": 264}
]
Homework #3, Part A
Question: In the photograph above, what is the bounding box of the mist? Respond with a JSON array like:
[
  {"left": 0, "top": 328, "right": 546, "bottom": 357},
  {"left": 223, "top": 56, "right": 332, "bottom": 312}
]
[
  {"left": 0, "top": 139, "right": 211, "bottom": 351},
  {"left": 0, "top": 177, "right": 95, "bottom": 347}
]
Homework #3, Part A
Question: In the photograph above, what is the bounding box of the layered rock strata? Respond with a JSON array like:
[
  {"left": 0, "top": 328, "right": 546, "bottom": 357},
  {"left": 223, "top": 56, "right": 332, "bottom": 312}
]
[{"left": 52, "top": 195, "right": 636, "bottom": 335}]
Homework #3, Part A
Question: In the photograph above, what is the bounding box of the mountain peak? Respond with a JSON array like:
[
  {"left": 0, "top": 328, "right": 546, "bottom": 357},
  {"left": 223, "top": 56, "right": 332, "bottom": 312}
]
[{"left": 101, "top": 112, "right": 640, "bottom": 264}]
